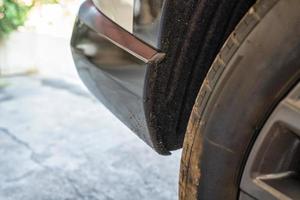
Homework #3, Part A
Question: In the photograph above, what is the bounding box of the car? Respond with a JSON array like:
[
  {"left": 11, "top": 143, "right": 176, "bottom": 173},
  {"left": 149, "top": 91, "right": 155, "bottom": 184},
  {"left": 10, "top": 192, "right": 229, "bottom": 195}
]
[{"left": 71, "top": 0, "right": 300, "bottom": 199}]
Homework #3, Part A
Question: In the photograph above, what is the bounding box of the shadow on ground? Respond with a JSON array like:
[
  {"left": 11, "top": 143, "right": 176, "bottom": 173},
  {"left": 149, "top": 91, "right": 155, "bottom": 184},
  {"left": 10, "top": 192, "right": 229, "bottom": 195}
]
[{"left": 0, "top": 76, "right": 181, "bottom": 200}]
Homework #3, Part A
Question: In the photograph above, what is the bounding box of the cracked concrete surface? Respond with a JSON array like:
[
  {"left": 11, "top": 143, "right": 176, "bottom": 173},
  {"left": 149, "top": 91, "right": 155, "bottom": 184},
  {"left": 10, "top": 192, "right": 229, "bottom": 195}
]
[{"left": 0, "top": 76, "right": 181, "bottom": 200}]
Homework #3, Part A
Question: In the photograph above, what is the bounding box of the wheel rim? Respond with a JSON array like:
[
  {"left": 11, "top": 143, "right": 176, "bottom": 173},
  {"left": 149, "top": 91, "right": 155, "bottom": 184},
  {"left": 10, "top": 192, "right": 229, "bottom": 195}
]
[{"left": 240, "top": 82, "right": 300, "bottom": 200}]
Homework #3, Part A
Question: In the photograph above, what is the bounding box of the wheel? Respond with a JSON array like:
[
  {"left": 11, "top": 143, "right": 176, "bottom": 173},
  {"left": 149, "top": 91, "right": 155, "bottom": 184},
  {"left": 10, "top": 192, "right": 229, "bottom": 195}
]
[{"left": 179, "top": 0, "right": 300, "bottom": 199}]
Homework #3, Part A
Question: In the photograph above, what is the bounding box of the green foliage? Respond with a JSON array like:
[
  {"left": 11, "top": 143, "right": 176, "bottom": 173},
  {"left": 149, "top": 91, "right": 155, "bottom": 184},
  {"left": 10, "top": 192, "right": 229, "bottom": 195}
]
[
  {"left": 0, "top": 0, "right": 30, "bottom": 37},
  {"left": 37, "top": 0, "right": 58, "bottom": 4},
  {"left": 0, "top": 0, "right": 61, "bottom": 38}
]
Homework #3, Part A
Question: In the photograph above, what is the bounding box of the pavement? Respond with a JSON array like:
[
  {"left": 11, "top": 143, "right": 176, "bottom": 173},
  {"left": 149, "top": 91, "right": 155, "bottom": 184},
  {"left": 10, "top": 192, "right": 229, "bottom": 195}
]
[{"left": 0, "top": 75, "right": 181, "bottom": 200}]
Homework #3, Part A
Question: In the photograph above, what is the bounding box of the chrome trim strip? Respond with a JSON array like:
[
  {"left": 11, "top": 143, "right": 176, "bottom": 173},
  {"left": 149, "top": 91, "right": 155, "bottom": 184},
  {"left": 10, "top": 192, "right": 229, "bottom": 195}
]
[
  {"left": 92, "top": 0, "right": 134, "bottom": 33},
  {"left": 133, "top": 0, "right": 165, "bottom": 47},
  {"left": 71, "top": 0, "right": 168, "bottom": 153},
  {"left": 92, "top": 0, "right": 165, "bottom": 47},
  {"left": 79, "top": 0, "right": 164, "bottom": 63}
]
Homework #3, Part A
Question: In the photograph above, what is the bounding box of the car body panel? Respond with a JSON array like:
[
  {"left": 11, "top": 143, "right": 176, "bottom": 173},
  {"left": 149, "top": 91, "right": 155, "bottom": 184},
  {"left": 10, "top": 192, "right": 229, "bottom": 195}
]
[
  {"left": 71, "top": 0, "right": 256, "bottom": 154},
  {"left": 92, "top": 0, "right": 164, "bottom": 47},
  {"left": 71, "top": 0, "right": 167, "bottom": 153}
]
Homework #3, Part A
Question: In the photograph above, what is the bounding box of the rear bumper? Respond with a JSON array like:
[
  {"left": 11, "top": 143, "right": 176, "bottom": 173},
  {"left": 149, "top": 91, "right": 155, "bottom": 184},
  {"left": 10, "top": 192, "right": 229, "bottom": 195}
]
[{"left": 71, "top": 0, "right": 168, "bottom": 154}]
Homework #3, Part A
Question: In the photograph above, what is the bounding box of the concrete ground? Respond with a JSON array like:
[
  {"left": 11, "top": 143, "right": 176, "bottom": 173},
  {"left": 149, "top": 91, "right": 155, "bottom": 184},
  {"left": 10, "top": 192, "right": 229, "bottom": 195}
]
[{"left": 0, "top": 76, "right": 181, "bottom": 200}]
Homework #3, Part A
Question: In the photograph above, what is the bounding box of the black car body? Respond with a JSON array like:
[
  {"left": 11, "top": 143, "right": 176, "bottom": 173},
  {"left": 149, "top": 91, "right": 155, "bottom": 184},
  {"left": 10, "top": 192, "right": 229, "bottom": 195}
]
[
  {"left": 71, "top": 1, "right": 300, "bottom": 199},
  {"left": 71, "top": 0, "right": 255, "bottom": 154}
]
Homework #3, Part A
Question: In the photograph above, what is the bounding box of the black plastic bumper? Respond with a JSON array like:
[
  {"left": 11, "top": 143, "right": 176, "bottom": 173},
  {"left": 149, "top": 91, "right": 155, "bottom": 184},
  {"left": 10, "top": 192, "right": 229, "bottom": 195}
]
[{"left": 71, "top": 0, "right": 168, "bottom": 154}]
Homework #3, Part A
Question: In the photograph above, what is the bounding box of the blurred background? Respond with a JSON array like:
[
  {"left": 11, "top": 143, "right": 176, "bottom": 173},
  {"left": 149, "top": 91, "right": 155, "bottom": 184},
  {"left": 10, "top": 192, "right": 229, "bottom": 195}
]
[{"left": 0, "top": 1, "right": 181, "bottom": 199}]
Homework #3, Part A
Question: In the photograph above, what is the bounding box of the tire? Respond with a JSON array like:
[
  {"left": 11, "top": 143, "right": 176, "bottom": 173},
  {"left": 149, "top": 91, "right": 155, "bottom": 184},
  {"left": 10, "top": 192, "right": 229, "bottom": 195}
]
[{"left": 179, "top": 0, "right": 300, "bottom": 199}]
